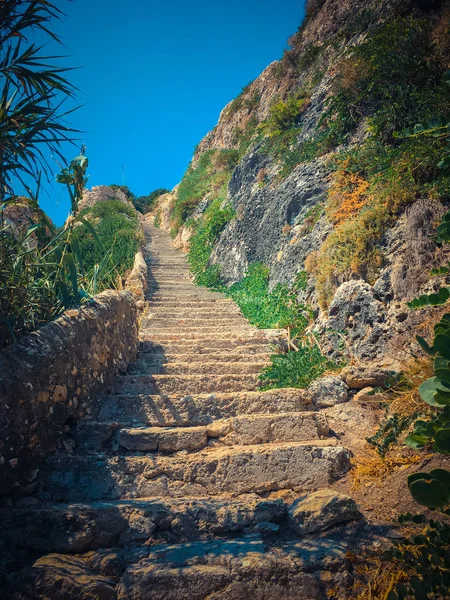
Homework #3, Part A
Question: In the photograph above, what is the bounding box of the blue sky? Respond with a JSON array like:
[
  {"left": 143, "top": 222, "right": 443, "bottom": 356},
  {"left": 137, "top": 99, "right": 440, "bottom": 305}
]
[{"left": 40, "top": 0, "right": 305, "bottom": 224}]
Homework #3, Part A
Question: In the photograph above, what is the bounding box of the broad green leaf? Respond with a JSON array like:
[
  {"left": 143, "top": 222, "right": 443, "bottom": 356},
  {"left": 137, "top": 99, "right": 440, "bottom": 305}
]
[
  {"left": 433, "top": 429, "right": 450, "bottom": 454},
  {"left": 409, "top": 476, "right": 449, "bottom": 509}
]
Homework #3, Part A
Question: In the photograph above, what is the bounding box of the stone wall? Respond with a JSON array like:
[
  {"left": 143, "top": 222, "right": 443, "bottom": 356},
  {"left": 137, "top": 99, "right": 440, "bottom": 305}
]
[
  {"left": 0, "top": 290, "right": 138, "bottom": 497},
  {"left": 125, "top": 250, "right": 148, "bottom": 311}
]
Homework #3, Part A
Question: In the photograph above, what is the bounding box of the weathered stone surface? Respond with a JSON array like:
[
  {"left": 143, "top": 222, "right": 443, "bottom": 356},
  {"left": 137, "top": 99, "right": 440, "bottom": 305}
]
[
  {"left": 116, "top": 373, "right": 261, "bottom": 395},
  {"left": 212, "top": 154, "right": 331, "bottom": 288},
  {"left": 125, "top": 249, "right": 148, "bottom": 305},
  {"left": 0, "top": 291, "right": 138, "bottom": 497},
  {"left": 41, "top": 443, "right": 350, "bottom": 501},
  {"left": 208, "top": 412, "right": 329, "bottom": 445},
  {"left": 79, "top": 184, "right": 134, "bottom": 213},
  {"left": 16, "top": 554, "right": 116, "bottom": 600},
  {"left": 118, "top": 426, "right": 208, "bottom": 452},
  {"left": 0, "top": 497, "right": 285, "bottom": 553},
  {"left": 308, "top": 376, "right": 349, "bottom": 408},
  {"left": 317, "top": 281, "right": 391, "bottom": 361},
  {"left": 288, "top": 489, "right": 362, "bottom": 536},
  {"left": 77, "top": 413, "right": 328, "bottom": 454},
  {"left": 94, "top": 388, "right": 313, "bottom": 426},
  {"left": 353, "top": 387, "right": 385, "bottom": 404},
  {"left": 341, "top": 366, "right": 399, "bottom": 390},
  {"left": 115, "top": 535, "right": 349, "bottom": 600}
]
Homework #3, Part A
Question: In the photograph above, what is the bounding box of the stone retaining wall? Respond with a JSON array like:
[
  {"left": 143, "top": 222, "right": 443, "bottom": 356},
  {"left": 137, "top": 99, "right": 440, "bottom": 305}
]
[
  {"left": 125, "top": 249, "right": 148, "bottom": 311},
  {"left": 0, "top": 290, "right": 138, "bottom": 497}
]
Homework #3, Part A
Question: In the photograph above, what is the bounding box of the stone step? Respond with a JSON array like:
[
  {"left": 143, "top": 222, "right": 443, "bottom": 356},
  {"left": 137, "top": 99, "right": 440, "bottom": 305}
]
[
  {"left": 139, "top": 340, "right": 273, "bottom": 355},
  {"left": 145, "top": 312, "right": 243, "bottom": 324},
  {"left": 148, "top": 276, "right": 192, "bottom": 282},
  {"left": 126, "top": 360, "right": 268, "bottom": 376},
  {"left": 16, "top": 535, "right": 349, "bottom": 600},
  {"left": 92, "top": 388, "right": 312, "bottom": 426},
  {"left": 147, "top": 274, "right": 192, "bottom": 280},
  {"left": 137, "top": 352, "right": 272, "bottom": 364},
  {"left": 139, "top": 330, "right": 282, "bottom": 343},
  {"left": 147, "top": 287, "right": 212, "bottom": 294},
  {"left": 148, "top": 298, "right": 234, "bottom": 306},
  {"left": 147, "top": 293, "right": 227, "bottom": 301},
  {"left": 141, "top": 317, "right": 249, "bottom": 329},
  {"left": 147, "top": 265, "right": 190, "bottom": 270},
  {"left": 140, "top": 325, "right": 256, "bottom": 334},
  {"left": 40, "top": 441, "right": 350, "bottom": 501},
  {"left": 74, "top": 412, "right": 328, "bottom": 454},
  {"left": 139, "top": 341, "right": 274, "bottom": 355},
  {"left": 114, "top": 534, "right": 348, "bottom": 600},
  {"left": 0, "top": 496, "right": 285, "bottom": 553},
  {"left": 116, "top": 373, "right": 260, "bottom": 395}
]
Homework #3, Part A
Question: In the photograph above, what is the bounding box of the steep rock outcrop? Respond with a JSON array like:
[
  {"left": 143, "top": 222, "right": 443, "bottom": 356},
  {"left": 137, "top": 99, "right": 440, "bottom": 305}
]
[{"left": 150, "top": 0, "right": 450, "bottom": 367}]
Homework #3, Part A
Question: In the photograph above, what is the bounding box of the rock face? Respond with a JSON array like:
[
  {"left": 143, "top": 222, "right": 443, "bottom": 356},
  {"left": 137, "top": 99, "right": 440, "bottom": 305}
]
[
  {"left": 211, "top": 154, "right": 331, "bottom": 287},
  {"left": 4, "top": 224, "right": 360, "bottom": 599},
  {"left": 78, "top": 185, "right": 134, "bottom": 213}
]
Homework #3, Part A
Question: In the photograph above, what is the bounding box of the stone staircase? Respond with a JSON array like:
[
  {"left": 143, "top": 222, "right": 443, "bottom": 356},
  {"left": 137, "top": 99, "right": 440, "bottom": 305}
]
[{"left": 4, "top": 224, "right": 355, "bottom": 599}]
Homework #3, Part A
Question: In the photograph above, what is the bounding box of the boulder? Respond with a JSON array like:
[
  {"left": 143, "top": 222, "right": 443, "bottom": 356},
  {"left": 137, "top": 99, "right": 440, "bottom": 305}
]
[
  {"left": 308, "top": 376, "right": 349, "bottom": 408},
  {"left": 353, "top": 387, "right": 385, "bottom": 404},
  {"left": 318, "top": 280, "right": 391, "bottom": 361},
  {"left": 288, "top": 489, "right": 362, "bottom": 536},
  {"left": 16, "top": 554, "right": 116, "bottom": 600},
  {"left": 341, "top": 366, "right": 399, "bottom": 390}
]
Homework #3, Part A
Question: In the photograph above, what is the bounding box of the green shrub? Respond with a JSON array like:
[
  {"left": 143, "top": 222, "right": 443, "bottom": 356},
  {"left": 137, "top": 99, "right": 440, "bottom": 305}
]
[
  {"left": 133, "top": 188, "right": 170, "bottom": 214},
  {"left": 77, "top": 199, "right": 141, "bottom": 277},
  {"left": 0, "top": 217, "right": 60, "bottom": 347},
  {"left": 173, "top": 149, "right": 238, "bottom": 232},
  {"left": 259, "top": 345, "right": 334, "bottom": 390},
  {"left": 322, "top": 17, "right": 448, "bottom": 144},
  {"left": 0, "top": 151, "right": 141, "bottom": 348},
  {"left": 262, "top": 96, "right": 310, "bottom": 138},
  {"left": 188, "top": 198, "right": 235, "bottom": 288},
  {"left": 228, "top": 264, "right": 309, "bottom": 335}
]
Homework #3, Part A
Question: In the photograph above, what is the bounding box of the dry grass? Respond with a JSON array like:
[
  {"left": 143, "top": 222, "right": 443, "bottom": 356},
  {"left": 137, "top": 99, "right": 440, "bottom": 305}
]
[
  {"left": 351, "top": 447, "right": 423, "bottom": 492},
  {"left": 385, "top": 357, "right": 434, "bottom": 418},
  {"left": 353, "top": 559, "right": 409, "bottom": 600},
  {"left": 327, "top": 167, "right": 371, "bottom": 225}
]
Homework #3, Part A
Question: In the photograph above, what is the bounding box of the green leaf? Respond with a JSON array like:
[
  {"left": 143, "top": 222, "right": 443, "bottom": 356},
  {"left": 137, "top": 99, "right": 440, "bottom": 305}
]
[
  {"left": 429, "top": 468, "right": 450, "bottom": 489},
  {"left": 63, "top": 252, "right": 78, "bottom": 301},
  {"left": 76, "top": 216, "right": 103, "bottom": 246},
  {"left": 439, "top": 287, "right": 450, "bottom": 301},
  {"left": 55, "top": 280, "right": 71, "bottom": 308},
  {"left": 434, "top": 334, "right": 450, "bottom": 360},
  {"left": 408, "top": 472, "right": 428, "bottom": 490},
  {"left": 416, "top": 335, "right": 435, "bottom": 355},
  {"left": 419, "top": 378, "right": 440, "bottom": 406},
  {"left": 405, "top": 434, "right": 430, "bottom": 449},
  {"left": 433, "top": 430, "right": 450, "bottom": 454},
  {"left": 410, "top": 476, "right": 449, "bottom": 509}
]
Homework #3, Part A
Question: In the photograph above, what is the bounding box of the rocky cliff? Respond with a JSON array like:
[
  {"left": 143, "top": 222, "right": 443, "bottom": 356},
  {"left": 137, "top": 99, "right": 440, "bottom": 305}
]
[{"left": 151, "top": 0, "right": 450, "bottom": 368}]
